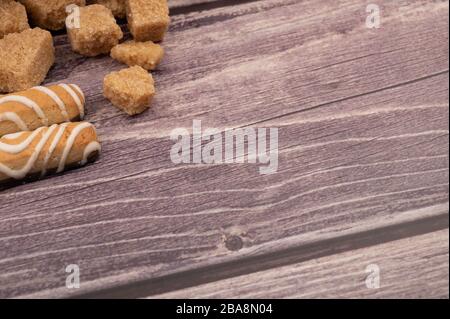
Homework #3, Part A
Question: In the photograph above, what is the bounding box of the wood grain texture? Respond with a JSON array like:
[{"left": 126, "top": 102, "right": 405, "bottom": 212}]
[
  {"left": 0, "top": 0, "right": 448, "bottom": 298},
  {"left": 151, "top": 230, "right": 450, "bottom": 299}
]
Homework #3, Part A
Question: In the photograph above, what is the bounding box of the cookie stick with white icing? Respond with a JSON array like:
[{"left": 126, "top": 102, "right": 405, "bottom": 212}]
[
  {"left": 0, "top": 122, "right": 101, "bottom": 189},
  {"left": 0, "top": 84, "right": 85, "bottom": 137}
]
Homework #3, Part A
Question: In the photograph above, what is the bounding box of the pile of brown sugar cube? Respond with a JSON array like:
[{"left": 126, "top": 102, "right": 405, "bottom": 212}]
[
  {"left": 0, "top": 0, "right": 170, "bottom": 188},
  {"left": 0, "top": 0, "right": 169, "bottom": 115}
]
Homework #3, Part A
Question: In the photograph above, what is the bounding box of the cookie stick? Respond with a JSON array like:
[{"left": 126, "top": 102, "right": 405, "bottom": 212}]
[
  {"left": 0, "top": 122, "right": 101, "bottom": 189},
  {"left": 0, "top": 84, "right": 85, "bottom": 137}
]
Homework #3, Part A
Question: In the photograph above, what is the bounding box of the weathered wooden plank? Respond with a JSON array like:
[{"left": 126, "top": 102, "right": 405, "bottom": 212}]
[
  {"left": 151, "top": 229, "right": 450, "bottom": 299},
  {"left": 76, "top": 213, "right": 449, "bottom": 298},
  {"left": 0, "top": 0, "right": 448, "bottom": 298},
  {"left": 52, "top": 0, "right": 450, "bottom": 134}
]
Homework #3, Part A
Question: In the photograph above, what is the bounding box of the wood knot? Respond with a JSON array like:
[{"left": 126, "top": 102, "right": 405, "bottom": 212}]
[{"left": 225, "top": 235, "right": 244, "bottom": 251}]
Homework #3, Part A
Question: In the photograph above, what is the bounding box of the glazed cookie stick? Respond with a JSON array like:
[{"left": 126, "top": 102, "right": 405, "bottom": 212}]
[
  {"left": 0, "top": 84, "right": 85, "bottom": 137},
  {"left": 0, "top": 122, "right": 101, "bottom": 189}
]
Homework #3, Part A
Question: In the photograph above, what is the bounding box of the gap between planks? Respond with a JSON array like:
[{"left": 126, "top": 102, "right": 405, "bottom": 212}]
[{"left": 170, "top": 0, "right": 261, "bottom": 16}]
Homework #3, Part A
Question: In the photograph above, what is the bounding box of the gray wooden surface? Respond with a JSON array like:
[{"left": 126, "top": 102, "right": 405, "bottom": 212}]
[{"left": 0, "top": 0, "right": 448, "bottom": 298}]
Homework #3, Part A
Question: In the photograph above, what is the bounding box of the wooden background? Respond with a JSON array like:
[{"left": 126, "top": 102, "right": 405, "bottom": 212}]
[{"left": 0, "top": 0, "right": 448, "bottom": 299}]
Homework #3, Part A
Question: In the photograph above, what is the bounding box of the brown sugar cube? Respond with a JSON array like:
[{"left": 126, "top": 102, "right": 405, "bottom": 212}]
[
  {"left": 103, "top": 66, "right": 155, "bottom": 115},
  {"left": 19, "top": 0, "right": 86, "bottom": 30},
  {"left": 67, "top": 4, "right": 123, "bottom": 57},
  {"left": 0, "top": 28, "right": 55, "bottom": 93},
  {"left": 87, "top": 0, "right": 126, "bottom": 18},
  {"left": 126, "top": 0, "right": 170, "bottom": 42},
  {"left": 110, "top": 40, "right": 164, "bottom": 70},
  {"left": 0, "top": 0, "right": 30, "bottom": 39}
]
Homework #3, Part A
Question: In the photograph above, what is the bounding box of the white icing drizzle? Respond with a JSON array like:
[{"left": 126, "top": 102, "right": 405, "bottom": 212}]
[
  {"left": 0, "top": 128, "right": 45, "bottom": 154},
  {"left": 57, "top": 122, "right": 93, "bottom": 173},
  {"left": 0, "top": 112, "right": 29, "bottom": 131},
  {"left": 71, "top": 84, "right": 85, "bottom": 103},
  {"left": 0, "top": 125, "right": 57, "bottom": 179},
  {"left": 41, "top": 123, "right": 68, "bottom": 177},
  {"left": 81, "top": 141, "right": 101, "bottom": 165},
  {"left": 33, "top": 86, "right": 70, "bottom": 121},
  {"left": 59, "top": 84, "right": 85, "bottom": 119},
  {"left": 0, "top": 95, "right": 48, "bottom": 126},
  {"left": 2, "top": 132, "right": 25, "bottom": 140}
]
